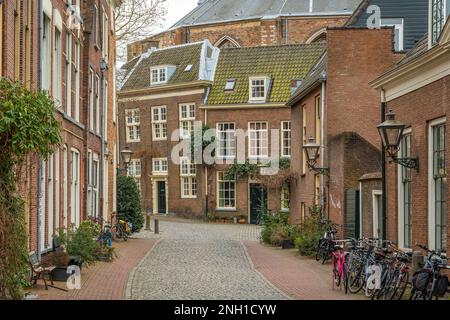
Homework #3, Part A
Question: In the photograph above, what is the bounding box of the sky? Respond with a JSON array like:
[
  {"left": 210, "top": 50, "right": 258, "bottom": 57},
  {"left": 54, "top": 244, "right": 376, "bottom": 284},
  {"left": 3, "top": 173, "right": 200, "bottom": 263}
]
[{"left": 158, "top": 0, "right": 199, "bottom": 32}]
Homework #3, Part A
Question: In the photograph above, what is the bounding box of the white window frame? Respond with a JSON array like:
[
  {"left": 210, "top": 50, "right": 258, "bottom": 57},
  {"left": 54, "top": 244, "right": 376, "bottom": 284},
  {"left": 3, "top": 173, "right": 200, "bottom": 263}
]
[
  {"left": 53, "top": 27, "right": 62, "bottom": 106},
  {"left": 428, "top": 117, "right": 447, "bottom": 251},
  {"left": 151, "top": 66, "right": 168, "bottom": 85},
  {"left": 429, "top": 0, "right": 448, "bottom": 46},
  {"left": 128, "top": 159, "right": 142, "bottom": 192},
  {"left": 41, "top": 13, "right": 52, "bottom": 93},
  {"left": 74, "top": 41, "right": 80, "bottom": 121},
  {"left": 281, "top": 121, "right": 291, "bottom": 158},
  {"left": 217, "top": 171, "right": 236, "bottom": 210},
  {"left": 89, "top": 68, "right": 95, "bottom": 130},
  {"left": 372, "top": 190, "right": 383, "bottom": 238},
  {"left": 152, "top": 106, "right": 167, "bottom": 141},
  {"left": 381, "top": 18, "right": 404, "bottom": 51},
  {"left": 70, "top": 148, "right": 80, "bottom": 228},
  {"left": 65, "top": 31, "right": 72, "bottom": 116},
  {"left": 95, "top": 74, "right": 100, "bottom": 134},
  {"left": 397, "top": 128, "right": 412, "bottom": 251},
  {"left": 179, "top": 103, "right": 196, "bottom": 139},
  {"left": 152, "top": 158, "right": 168, "bottom": 176},
  {"left": 47, "top": 153, "right": 54, "bottom": 249},
  {"left": 125, "top": 108, "right": 141, "bottom": 143},
  {"left": 249, "top": 77, "right": 268, "bottom": 102},
  {"left": 180, "top": 157, "right": 197, "bottom": 198},
  {"left": 101, "top": 5, "right": 109, "bottom": 59},
  {"left": 216, "top": 122, "right": 236, "bottom": 159},
  {"left": 248, "top": 121, "right": 269, "bottom": 159}
]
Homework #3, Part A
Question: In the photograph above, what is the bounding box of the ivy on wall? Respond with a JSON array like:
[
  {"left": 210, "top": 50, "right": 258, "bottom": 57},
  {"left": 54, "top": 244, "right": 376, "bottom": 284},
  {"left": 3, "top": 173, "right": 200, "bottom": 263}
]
[{"left": 0, "top": 79, "right": 61, "bottom": 299}]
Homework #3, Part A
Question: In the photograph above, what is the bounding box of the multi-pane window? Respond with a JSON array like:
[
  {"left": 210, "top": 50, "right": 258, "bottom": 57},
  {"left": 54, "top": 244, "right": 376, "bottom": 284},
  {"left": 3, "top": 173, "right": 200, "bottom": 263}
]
[
  {"left": 179, "top": 103, "right": 196, "bottom": 139},
  {"left": 432, "top": 123, "right": 447, "bottom": 251},
  {"left": 281, "top": 184, "right": 290, "bottom": 211},
  {"left": 152, "top": 158, "right": 168, "bottom": 175},
  {"left": 54, "top": 28, "right": 62, "bottom": 106},
  {"left": 151, "top": 67, "right": 167, "bottom": 84},
  {"left": 431, "top": 0, "right": 446, "bottom": 45},
  {"left": 249, "top": 77, "right": 267, "bottom": 101},
  {"left": 93, "top": 5, "right": 99, "bottom": 47},
  {"left": 400, "top": 133, "right": 412, "bottom": 249},
  {"left": 217, "top": 172, "right": 236, "bottom": 209},
  {"left": 41, "top": 14, "right": 52, "bottom": 92},
  {"left": 125, "top": 109, "right": 141, "bottom": 142},
  {"left": 87, "top": 152, "right": 99, "bottom": 218},
  {"left": 180, "top": 157, "right": 197, "bottom": 198},
  {"left": 128, "top": 159, "right": 142, "bottom": 192},
  {"left": 66, "top": 32, "right": 72, "bottom": 116},
  {"left": 281, "top": 121, "right": 291, "bottom": 157},
  {"left": 74, "top": 41, "right": 80, "bottom": 121},
  {"left": 152, "top": 106, "right": 167, "bottom": 140},
  {"left": 88, "top": 69, "right": 95, "bottom": 130},
  {"left": 249, "top": 122, "right": 268, "bottom": 159},
  {"left": 95, "top": 75, "right": 100, "bottom": 133},
  {"left": 101, "top": 6, "right": 109, "bottom": 58},
  {"left": 217, "top": 123, "right": 236, "bottom": 158}
]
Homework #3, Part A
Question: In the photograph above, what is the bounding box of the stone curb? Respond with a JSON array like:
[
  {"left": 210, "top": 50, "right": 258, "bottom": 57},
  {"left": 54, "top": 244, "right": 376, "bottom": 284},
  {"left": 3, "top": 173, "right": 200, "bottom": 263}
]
[
  {"left": 240, "top": 241, "right": 292, "bottom": 300},
  {"left": 125, "top": 237, "right": 163, "bottom": 300}
]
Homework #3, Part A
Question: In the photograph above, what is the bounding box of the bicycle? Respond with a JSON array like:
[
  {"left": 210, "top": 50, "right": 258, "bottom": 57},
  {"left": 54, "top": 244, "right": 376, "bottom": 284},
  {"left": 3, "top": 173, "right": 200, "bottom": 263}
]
[
  {"left": 316, "top": 220, "right": 339, "bottom": 264},
  {"left": 410, "top": 244, "right": 449, "bottom": 300},
  {"left": 331, "top": 241, "right": 349, "bottom": 293}
]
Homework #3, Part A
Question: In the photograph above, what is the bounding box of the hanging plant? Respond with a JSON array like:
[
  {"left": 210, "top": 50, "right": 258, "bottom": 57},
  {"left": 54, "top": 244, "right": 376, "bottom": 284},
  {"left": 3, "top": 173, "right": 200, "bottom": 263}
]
[
  {"left": 0, "top": 79, "right": 61, "bottom": 299},
  {"left": 224, "top": 160, "right": 259, "bottom": 180}
]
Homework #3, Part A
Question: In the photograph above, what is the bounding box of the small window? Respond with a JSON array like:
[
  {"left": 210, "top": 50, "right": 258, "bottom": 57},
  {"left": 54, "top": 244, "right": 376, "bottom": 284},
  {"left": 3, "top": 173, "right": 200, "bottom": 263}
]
[
  {"left": 249, "top": 77, "right": 268, "bottom": 102},
  {"left": 225, "top": 79, "right": 236, "bottom": 91},
  {"left": 184, "top": 64, "right": 193, "bottom": 72},
  {"left": 152, "top": 158, "right": 168, "bottom": 175},
  {"left": 151, "top": 66, "right": 168, "bottom": 85}
]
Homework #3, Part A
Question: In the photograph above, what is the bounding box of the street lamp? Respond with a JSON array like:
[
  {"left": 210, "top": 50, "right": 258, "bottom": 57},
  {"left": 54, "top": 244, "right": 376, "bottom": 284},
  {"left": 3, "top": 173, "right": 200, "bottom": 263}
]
[
  {"left": 120, "top": 147, "right": 133, "bottom": 174},
  {"left": 303, "top": 136, "right": 329, "bottom": 175},
  {"left": 377, "top": 110, "right": 419, "bottom": 171}
]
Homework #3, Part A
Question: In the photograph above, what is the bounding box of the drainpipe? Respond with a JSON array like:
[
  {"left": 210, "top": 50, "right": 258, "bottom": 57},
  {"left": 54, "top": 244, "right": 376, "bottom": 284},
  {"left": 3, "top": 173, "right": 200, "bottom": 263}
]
[
  {"left": 100, "top": 67, "right": 106, "bottom": 221},
  {"left": 204, "top": 109, "right": 208, "bottom": 216},
  {"left": 320, "top": 81, "right": 326, "bottom": 212},
  {"left": 37, "top": 0, "right": 43, "bottom": 259},
  {"left": 381, "top": 89, "right": 387, "bottom": 241}
]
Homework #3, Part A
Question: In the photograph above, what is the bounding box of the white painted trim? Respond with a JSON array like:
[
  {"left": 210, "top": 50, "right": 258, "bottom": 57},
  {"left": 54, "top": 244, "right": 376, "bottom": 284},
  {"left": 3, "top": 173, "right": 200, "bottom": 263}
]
[
  {"left": 216, "top": 171, "right": 237, "bottom": 211},
  {"left": 53, "top": 8, "right": 62, "bottom": 31},
  {"left": 214, "top": 35, "right": 241, "bottom": 48},
  {"left": 249, "top": 77, "right": 269, "bottom": 102},
  {"left": 151, "top": 105, "right": 167, "bottom": 141},
  {"left": 152, "top": 157, "right": 168, "bottom": 176},
  {"left": 152, "top": 178, "right": 168, "bottom": 215},
  {"left": 397, "top": 128, "right": 412, "bottom": 250},
  {"left": 42, "top": 0, "right": 52, "bottom": 18},
  {"left": 372, "top": 190, "right": 382, "bottom": 238},
  {"left": 380, "top": 18, "right": 404, "bottom": 51},
  {"left": 428, "top": 117, "right": 446, "bottom": 250},
  {"left": 118, "top": 89, "right": 205, "bottom": 102}
]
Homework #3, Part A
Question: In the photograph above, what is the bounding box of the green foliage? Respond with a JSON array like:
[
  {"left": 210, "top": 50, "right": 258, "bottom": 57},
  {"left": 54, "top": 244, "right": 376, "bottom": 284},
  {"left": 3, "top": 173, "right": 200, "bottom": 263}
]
[
  {"left": 205, "top": 212, "right": 215, "bottom": 222},
  {"left": 117, "top": 174, "right": 144, "bottom": 232},
  {"left": 294, "top": 206, "right": 326, "bottom": 256},
  {"left": 0, "top": 79, "right": 61, "bottom": 299},
  {"left": 224, "top": 160, "right": 259, "bottom": 180},
  {"left": 279, "top": 157, "right": 291, "bottom": 170},
  {"left": 191, "top": 124, "right": 215, "bottom": 161},
  {"left": 64, "top": 221, "right": 101, "bottom": 266},
  {"left": 259, "top": 199, "right": 297, "bottom": 246}
]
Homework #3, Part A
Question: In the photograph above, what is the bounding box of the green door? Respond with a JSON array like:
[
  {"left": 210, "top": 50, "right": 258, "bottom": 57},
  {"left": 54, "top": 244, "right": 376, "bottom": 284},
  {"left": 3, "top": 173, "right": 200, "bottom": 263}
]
[
  {"left": 157, "top": 181, "right": 166, "bottom": 214},
  {"left": 250, "top": 184, "right": 267, "bottom": 224}
]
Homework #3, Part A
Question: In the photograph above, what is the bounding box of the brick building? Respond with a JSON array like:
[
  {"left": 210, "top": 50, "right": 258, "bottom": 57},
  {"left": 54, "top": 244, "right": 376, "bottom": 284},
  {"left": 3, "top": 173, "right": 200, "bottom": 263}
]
[
  {"left": 287, "top": 28, "right": 403, "bottom": 237},
  {"left": 126, "top": 0, "right": 362, "bottom": 61},
  {"left": 27, "top": 0, "right": 121, "bottom": 254},
  {"left": 370, "top": 0, "right": 449, "bottom": 254},
  {"left": 117, "top": 41, "right": 219, "bottom": 218}
]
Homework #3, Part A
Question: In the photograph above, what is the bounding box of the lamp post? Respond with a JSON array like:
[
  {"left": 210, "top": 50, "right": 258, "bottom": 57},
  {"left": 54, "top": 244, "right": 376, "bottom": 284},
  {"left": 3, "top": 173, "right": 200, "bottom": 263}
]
[
  {"left": 377, "top": 109, "right": 419, "bottom": 242},
  {"left": 120, "top": 147, "right": 133, "bottom": 176},
  {"left": 303, "top": 136, "right": 330, "bottom": 176}
]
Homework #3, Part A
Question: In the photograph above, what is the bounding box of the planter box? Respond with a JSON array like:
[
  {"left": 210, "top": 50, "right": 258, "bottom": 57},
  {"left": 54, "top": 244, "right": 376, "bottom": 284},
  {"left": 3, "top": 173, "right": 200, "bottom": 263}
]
[
  {"left": 50, "top": 257, "right": 82, "bottom": 282},
  {"left": 281, "top": 240, "right": 295, "bottom": 250}
]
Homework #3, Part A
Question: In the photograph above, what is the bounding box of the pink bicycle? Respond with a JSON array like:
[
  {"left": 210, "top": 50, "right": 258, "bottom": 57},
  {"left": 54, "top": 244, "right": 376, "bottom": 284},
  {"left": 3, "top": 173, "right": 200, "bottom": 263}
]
[{"left": 331, "top": 242, "right": 349, "bottom": 293}]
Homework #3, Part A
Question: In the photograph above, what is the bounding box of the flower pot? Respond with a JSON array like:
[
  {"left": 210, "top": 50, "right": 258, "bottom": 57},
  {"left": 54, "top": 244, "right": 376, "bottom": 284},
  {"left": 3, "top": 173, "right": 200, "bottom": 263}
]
[{"left": 238, "top": 219, "right": 246, "bottom": 224}]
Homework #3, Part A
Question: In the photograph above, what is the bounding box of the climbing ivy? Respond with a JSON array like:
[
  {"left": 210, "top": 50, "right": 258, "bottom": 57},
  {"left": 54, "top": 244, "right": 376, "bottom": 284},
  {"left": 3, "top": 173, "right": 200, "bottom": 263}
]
[{"left": 0, "top": 79, "right": 61, "bottom": 299}]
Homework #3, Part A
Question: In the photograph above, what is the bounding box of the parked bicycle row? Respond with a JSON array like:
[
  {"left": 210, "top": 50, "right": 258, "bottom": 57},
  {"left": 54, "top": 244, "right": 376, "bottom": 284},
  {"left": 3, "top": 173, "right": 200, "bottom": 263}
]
[{"left": 316, "top": 220, "right": 450, "bottom": 300}]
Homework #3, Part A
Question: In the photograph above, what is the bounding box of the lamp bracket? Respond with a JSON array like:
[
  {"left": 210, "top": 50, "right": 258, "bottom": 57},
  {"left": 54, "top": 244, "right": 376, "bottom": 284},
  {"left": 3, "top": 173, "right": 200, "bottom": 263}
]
[
  {"left": 307, "top": 161, "right": 330, "bottom": 176},
  {"left": 392, "top": 157, "right": 419, "bottom": 171}
]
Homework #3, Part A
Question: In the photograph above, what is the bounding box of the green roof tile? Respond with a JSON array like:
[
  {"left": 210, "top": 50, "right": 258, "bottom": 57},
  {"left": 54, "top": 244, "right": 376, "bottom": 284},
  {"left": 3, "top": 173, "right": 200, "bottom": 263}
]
[
  {"left": 120, "top": 43, "right": 204, "bottom": 91},
  {"left": 207, "top": 43, "right": 326, "bottom": 105}
]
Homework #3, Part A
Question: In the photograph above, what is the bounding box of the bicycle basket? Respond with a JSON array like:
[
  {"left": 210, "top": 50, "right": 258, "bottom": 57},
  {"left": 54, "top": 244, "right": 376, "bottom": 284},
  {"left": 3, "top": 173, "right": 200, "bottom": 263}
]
[
  {"left": 412, "top": 269, "right": 433, "bottom": 292},
  {"left": 432, "top": 275, "right": 449, "bottom": 297}
]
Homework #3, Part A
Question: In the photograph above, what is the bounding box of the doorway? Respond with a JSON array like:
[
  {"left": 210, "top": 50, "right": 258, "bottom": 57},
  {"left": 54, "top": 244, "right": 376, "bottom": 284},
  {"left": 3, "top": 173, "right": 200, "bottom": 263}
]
[
  {"left": 157, "top": 181, "right": 167, "bottom": 214},
  {"left": 372, "top": 190, "right": 383, "bottom": 239},
  {"left": 249, "top": 183, "right": 267, "bottom": 224}
]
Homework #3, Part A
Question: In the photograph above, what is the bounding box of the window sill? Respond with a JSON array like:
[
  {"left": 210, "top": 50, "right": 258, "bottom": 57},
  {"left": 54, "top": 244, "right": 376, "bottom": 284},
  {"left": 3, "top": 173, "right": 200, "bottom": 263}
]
[
  {"left": 181, "top": 196, "right": 197, "bottom": 199},
  {"left": 216, "top": 208, "right": 237, "bottom": 212},
  {"left": 152, "top": 138, "right": 168, "bottom": 142},
  {"left": 61, "top": 112, "right": 85, "bottom": 129},
  {"left": 126, "top": 140, "right": 141, "bottom": 143}
]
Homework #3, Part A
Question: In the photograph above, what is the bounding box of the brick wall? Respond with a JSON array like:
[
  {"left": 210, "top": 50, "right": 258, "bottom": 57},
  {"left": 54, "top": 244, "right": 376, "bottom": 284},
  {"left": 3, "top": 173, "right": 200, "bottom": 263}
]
[
  {"left": 385, "top": 76, "right": 450, "bottom": 254},
  {"left": 359, "top": 174, "right": 382, "bottom": 238}
]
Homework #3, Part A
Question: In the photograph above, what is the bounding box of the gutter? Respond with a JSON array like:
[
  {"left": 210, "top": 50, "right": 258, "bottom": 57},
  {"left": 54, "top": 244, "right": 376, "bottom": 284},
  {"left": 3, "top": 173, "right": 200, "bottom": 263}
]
[
  {"left": 118, "top": 80, "right": 213, "bottom": 97},
  {"left": 200, "top": 102, "right": 286, "bottom": 110}
]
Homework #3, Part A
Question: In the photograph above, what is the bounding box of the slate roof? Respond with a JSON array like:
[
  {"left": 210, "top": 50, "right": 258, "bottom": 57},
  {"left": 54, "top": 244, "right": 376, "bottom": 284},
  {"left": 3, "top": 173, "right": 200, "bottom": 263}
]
[
  {"left": 173, "top": 0, "right": 361, "bottom": 28},
  {"left": 206, "top": 42, "right": 326, "bottom": 105},
  {"left": 120, "top": 42, "right": 215, "bottom": 92}
]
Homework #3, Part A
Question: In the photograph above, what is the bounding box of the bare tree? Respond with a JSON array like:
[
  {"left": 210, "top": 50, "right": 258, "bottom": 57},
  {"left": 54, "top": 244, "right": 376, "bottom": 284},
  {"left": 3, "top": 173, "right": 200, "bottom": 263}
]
[{"left": 115, "top": 0, "right": 168, "bottom": 62}]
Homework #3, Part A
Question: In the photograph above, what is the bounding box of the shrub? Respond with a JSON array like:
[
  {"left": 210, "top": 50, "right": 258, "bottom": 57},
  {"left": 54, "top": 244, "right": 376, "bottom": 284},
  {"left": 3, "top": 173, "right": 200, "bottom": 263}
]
[
  {"left": 294, "top": 206, "right": 326, "bottom": 256},
  {"left": 117, "top": 174, "right": 144, "bottom": 232},
  {"left": 66, "top": 221, "right": 101, "bottom": 266}
]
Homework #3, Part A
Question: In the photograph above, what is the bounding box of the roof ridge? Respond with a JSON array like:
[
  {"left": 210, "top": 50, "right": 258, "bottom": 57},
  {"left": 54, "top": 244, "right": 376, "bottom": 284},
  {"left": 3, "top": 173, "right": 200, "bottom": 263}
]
[{"left": 220, "top": 42, "right": 326, "bottom": 51}]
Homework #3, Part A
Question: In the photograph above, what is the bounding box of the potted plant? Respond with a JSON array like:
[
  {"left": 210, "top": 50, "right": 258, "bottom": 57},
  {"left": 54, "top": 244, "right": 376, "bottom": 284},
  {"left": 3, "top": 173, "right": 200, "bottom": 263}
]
[{"left": 238, "top": 215, "right": 247, "bottom": 224}]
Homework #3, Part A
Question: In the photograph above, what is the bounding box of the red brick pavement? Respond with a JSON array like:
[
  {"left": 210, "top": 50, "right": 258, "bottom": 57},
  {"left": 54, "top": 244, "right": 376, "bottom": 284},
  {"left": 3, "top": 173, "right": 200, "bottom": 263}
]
[
  {"left": 244, "top": 241, "right": 361, "bottom": 300},
  {"left": 28, "top": 238, "right": 157, "bottom": 300}
]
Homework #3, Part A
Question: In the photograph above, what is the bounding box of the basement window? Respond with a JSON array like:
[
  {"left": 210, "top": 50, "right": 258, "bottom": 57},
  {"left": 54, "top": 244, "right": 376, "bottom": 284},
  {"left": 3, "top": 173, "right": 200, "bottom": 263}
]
[{"left": 225, "top": 79, "right": 236, "bottom": 91}]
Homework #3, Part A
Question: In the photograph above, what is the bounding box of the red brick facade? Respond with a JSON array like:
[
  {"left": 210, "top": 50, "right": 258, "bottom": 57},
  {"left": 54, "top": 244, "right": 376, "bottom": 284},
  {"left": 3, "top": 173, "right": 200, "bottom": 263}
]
[
  {"left": 0, "top": 0, "right": 119, "bottom": 253},
  {"left": 127, "top": 16, "right": 349, "bottom": 61},
  {"left": 290, "top": 28, "right": 402, "bottom": 237}
]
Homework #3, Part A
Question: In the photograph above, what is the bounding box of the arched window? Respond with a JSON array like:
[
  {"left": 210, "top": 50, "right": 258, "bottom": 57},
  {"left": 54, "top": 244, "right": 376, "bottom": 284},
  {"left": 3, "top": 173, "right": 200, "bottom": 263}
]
[
  {"left": 214, "top": 35, "right": 241, "bottom": 48},
  {"left": 306, "top": 28, "right": 327, "bottom": 44}
]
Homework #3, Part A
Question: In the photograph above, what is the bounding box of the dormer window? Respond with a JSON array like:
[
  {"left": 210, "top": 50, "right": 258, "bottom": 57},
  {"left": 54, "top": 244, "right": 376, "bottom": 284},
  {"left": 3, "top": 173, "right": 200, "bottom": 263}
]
[
  {"left": 151, "top": 66, "right": 167, "bottom": 84},
  {"left": 225, "top": 79, "right": 236, "bottom": 91},
  {"left": 430, "top": 0, "right": 449, "bottom": 45},
  {"left": 249, "top": 77, "right": 269, "bottom": 102},
  {"left": 184, "top": 64, "right": 193, "bottom": 72}
]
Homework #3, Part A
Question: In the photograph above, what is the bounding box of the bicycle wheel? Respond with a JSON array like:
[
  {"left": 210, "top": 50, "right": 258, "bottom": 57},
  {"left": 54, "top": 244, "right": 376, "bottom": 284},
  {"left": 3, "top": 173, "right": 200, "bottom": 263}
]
[
  {"left": 348, "top": 262, "right": 364, "bottom": 294},
  {"left": 390, "top": 270, "right": 409, "bottom": 300},
  {"left": 332, "top": 255, "right": 341, "bottom": 289},
  {"left": 343, "top": 261, "right": 349, "bottom": 294},
  {"left": 382, "top": 270, "right": 399, "bottom": 300},
  {"left": 112, "top": 225, "right": 125, "bottom": 241}
]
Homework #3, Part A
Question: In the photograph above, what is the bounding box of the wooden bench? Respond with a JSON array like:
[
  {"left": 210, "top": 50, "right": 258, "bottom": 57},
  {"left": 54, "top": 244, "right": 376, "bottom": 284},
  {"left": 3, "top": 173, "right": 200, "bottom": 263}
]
[{"left": 29, "top": 251, "right": 56, "bottom": 290}]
